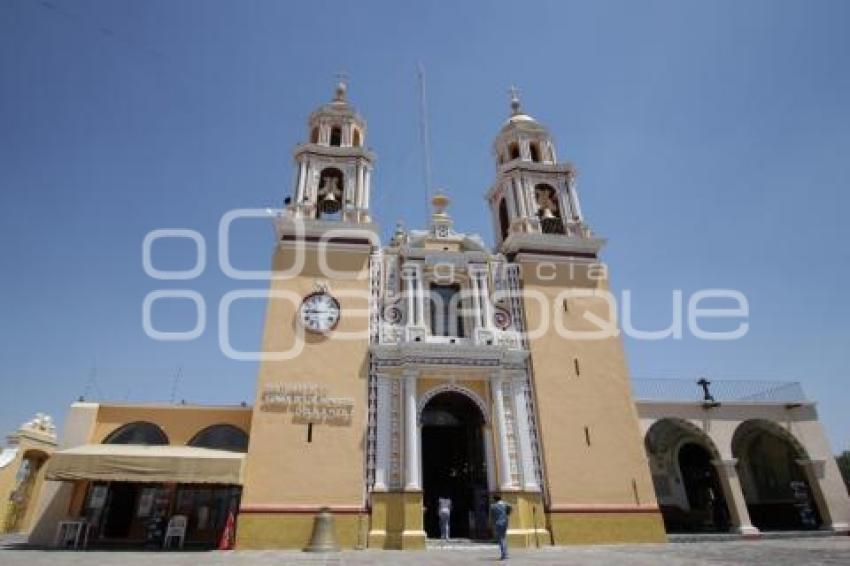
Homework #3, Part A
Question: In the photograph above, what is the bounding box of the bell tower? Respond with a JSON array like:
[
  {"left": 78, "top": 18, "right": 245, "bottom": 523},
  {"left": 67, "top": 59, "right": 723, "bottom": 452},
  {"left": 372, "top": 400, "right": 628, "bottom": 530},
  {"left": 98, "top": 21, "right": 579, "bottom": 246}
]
[
  {"left": 487, "top": 88, "right": 598, "bottom": 255},
  {"left": 236, "top": 80, "right": 378, "bottom": 550},
  {"left": 289, "top": 77, "right": 374, "bottom": 224},
  {"left": 486, "top": 91, "right": 666, "bottom": 544}
]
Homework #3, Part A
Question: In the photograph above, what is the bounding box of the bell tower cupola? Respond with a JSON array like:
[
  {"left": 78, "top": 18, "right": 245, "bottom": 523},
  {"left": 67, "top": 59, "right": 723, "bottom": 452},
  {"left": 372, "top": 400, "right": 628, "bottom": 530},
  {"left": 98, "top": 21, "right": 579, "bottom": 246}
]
[
  {"left": 487, "top": 88, "right": 603, "bottom": 258},
  {"left": 288, "top": 77, "right": 375, "bottom": 224}
]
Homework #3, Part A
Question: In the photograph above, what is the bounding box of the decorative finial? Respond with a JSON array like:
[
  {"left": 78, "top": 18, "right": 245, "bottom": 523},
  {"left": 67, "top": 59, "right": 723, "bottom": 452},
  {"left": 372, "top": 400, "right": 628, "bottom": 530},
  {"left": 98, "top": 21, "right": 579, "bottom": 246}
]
[
  {"left": 508, "top": 85, "right": 521, "bottom": 115},
  {"left": 334, "top": 71, "right": 349, "bottom": 102},
  {"left": 431, "top": 190, "right": 450, "bottom": 216}
]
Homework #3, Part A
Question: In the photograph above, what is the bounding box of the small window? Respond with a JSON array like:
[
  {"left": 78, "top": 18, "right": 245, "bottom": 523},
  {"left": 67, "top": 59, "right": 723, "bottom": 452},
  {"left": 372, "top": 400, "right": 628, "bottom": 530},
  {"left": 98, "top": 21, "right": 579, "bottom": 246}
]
[
  {"left": 584, "top": 426, "right": 591, "bottom": 446},
  {"left": 563, "top": 298, "right": 569, "bottom": 313},
  {"left": 529, "top": 141, "right": 541, "bottom": 163},
  {"left": 574, "top": 358, "right": 581, "bottom": 376},
  {"left": 330, "top": 126, "right": 342, "bottom": 147},
  {"left": 508, "top": 142, "right": 520, "bottom": 161},
  {"left": 352, "top": 128, "right": 361, "bottom": 147}
]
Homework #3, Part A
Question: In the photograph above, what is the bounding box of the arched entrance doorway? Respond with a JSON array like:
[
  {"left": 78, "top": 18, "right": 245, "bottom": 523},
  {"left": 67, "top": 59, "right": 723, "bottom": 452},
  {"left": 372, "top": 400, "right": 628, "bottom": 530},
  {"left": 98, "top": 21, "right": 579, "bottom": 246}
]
[
  {"left": 420, "top": 390, "right": 490, "bottom": 540},
  {"left": 645, "top": 418, "right": 730, "bottom": 533},
  {"left": 733, "top": 420, "right": 821, "bottom": 531}
]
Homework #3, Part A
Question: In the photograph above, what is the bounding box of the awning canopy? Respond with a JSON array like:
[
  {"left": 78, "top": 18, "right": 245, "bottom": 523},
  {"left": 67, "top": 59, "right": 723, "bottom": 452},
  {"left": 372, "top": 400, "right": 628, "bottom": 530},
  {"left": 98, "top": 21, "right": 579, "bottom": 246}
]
[{"left": 45, "top": 444, "right": 245, "bottom": 485}]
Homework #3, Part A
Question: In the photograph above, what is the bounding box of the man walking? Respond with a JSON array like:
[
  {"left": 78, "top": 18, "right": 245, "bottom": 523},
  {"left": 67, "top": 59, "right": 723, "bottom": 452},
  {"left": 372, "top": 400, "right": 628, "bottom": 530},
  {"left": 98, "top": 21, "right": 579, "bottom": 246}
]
[
  {"left": 489, "top": 495, "right": 512, "bottom": 560},
  {"left": 438, "top": 496, "right": 452, "bottom": 541}
]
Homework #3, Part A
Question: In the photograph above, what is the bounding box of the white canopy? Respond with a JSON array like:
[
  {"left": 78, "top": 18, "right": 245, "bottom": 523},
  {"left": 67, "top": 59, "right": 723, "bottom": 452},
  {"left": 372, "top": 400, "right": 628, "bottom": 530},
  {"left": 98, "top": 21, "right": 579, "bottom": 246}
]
[{"left": 45, "top": 444, "right": 245, "bottom": 485}]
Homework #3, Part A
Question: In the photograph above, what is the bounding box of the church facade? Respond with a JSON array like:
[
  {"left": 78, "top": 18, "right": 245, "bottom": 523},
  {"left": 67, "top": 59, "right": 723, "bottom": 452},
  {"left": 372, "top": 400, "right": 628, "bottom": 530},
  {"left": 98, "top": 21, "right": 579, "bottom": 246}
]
[{"left": 20, "top": 82, "right": 850, "bottom": 550}]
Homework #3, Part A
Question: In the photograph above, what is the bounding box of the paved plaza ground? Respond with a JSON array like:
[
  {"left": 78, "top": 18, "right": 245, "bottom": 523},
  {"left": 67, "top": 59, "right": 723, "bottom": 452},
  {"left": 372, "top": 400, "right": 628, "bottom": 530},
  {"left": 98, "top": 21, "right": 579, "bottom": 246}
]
[{"left": 1, "top": 536, "right": 849, "bottom": 565}]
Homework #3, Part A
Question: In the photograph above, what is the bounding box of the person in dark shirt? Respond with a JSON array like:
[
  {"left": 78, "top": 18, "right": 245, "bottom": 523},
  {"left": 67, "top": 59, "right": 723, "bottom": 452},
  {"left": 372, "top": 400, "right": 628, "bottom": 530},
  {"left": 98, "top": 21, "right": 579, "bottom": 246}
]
[{"left": 489, "top": 495, "right": 512, "bottom": 560}]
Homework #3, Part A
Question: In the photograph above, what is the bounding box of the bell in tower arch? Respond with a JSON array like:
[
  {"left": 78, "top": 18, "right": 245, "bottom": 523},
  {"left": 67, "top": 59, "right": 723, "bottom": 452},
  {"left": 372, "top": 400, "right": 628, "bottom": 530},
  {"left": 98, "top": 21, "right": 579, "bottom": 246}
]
[{"left": 317, "top": 167, "right": 343, "bottom": 215}]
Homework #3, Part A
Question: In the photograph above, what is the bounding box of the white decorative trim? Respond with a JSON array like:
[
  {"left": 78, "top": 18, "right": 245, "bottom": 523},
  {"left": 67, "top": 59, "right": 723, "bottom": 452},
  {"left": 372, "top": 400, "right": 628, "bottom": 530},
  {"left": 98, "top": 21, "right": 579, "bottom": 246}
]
[{"left": 416, "top": 383, "right": 491, "bottom": 425}]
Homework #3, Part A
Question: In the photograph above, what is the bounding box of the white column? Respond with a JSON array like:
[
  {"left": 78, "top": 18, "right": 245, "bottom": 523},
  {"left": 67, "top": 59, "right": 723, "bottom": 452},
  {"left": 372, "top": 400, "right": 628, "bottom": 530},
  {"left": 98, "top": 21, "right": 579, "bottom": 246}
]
[
  {"left": 415, "top": 265, "right": 427, "bottom": 328},
  {"left": 712, "top": 459, "right": 759, "bottom": 535},
  {"left": 492, "top": 373, "right": 515, "bottom": 490},
  {"left": 511, "top": 379, "right": 539, "bottom": 491},
  {"left": 469, "top": 268, "right": 483, "bottom": 332},
  {"left": 569, "top": 179, "right": 584, "bottom": 221},
  {"left": 363, "top": 167, "right": 372, "bottom": 210},
  {"left": 504, "top": 183, "right": 517, "bottom": 219},
  {"left": 478, "top": 269, "right": 493, "bottom": 330},
  {"left": 296, "top": 160, "right": 307, "bottom": 204},
  {"left": 513, "top": 178, "right": 527, "bottom": 219},
  {"left": 355, "top": 163, "right": 364, "bottom": 209},
  {"left": 404, "top": 370, "right": 421, "bottom": 490},
  {"left": 404, "top": 266, "right": 416, "bottom": 329},
  {"left": 373, "top": 376, "right": 391, "bottom": 491},
  {"left": 483, "top": 425, "right": 498, "bottom": 492}
]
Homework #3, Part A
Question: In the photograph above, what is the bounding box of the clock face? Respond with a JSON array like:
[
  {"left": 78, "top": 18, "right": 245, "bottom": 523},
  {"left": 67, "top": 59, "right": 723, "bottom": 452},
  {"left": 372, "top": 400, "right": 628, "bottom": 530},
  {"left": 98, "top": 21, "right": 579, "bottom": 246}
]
[{"left": 299, "top": 292, "right": 340, "bottom": 333}]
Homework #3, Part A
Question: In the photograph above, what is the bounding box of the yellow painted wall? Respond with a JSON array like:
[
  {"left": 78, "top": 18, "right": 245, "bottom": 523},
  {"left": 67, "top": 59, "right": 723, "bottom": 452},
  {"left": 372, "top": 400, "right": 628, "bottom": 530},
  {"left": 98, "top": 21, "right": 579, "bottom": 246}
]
[
  {"left": 519, "top": 258, "right": 662, "bottom": 528},
  {"left": 548, "top": 511, "right": 667, "bottom": 544},
  {"left": 237, "top": 243, "right": 372, "bottom": 549}
]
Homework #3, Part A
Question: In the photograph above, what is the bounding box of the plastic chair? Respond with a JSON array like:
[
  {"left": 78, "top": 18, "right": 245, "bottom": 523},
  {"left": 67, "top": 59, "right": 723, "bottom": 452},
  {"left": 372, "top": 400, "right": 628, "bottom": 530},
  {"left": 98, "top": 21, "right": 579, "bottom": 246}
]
[{"left": 163, "top": 514, "right": 187, "bottom": 549}]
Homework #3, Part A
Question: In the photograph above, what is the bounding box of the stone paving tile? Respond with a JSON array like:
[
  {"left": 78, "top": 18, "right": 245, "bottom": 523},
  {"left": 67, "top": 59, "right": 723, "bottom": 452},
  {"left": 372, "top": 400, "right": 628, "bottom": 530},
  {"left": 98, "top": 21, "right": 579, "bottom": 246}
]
[{"left": 1, "top": 538, "right": 849, "bottom": 565}]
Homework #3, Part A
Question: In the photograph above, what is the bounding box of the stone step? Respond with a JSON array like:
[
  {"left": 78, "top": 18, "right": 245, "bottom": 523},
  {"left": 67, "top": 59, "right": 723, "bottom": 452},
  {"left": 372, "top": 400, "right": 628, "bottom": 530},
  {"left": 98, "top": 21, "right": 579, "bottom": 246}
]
[
  {"left": 669, "top": 529, "right": 841, "bottom": 544},
  {"left": 425, "top": 538, "right": 498, "bottom": 550}
]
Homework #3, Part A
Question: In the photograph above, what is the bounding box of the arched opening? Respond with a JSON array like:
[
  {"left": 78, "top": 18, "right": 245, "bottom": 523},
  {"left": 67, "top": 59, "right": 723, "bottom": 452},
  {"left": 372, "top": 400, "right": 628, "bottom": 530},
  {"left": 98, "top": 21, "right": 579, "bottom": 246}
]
[
  {"left": 352, "top": 128, "right": 361, "bottom": 147},
  {"left": 534, "top": 183, "right": 565, "bottom": 235},
  {"left": 188, "top": 424, "right": 249, "bottom": 452},
  {"left": 310, "top": 126, "right": 319, "bottom": 144},
  {"left": 102, "top": 421, "right": 168, "bottom": 445},
  {"left": 329, "top": 125, "right": 342, "bottom": 147},
  {"left": 421, "top": 391, "right": 490, "bottom": 540},
  {"left": 508, "top": 142, "right": 520, "bottom": 161},
  {"left": 733, "top": 420, "right": 821, "bottom": 531},
  {"left": 645, "top": 418, "right": 731, "bottom": 533},
  {"left": 317, "top": 167, "right": 344, "bottom": 219},
  {"left": 529, "top": 141, "right": 541, "bottom": 162},
  {"left": 498, "top": 198, "right": 510, "bottom": 242}
]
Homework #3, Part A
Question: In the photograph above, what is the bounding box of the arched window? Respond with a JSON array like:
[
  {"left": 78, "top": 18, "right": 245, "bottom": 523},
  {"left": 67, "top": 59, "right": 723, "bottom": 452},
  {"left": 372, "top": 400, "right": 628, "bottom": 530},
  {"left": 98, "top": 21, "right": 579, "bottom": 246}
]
[
  {"left": 188, "top": 424, "right": 249, "bottom": 452},
  {"left": 310, "top": 126, "right": 319, "bottom": 144},
  {"left": 529, "top": 141, "right": 541, "bottom": 163},
  {"left": 498, "top": 198, "right": 510, "bottom": 242},
  {"left": 508, "top": 142, "right": 520, "bottom": 161},
  {"left": 317, "top": 167, "right": 344, "bottom": 219},
  {"left": 428, "top": 283, "right": 466, "bottom": 338},
  {"left": 103, "top": 422, "right": 169, "bottom": 445},
  {"left": 330, "top": 126, "right": 342, "bottom": 147},
  {"left": 352, "top": 128, "right": 361, "bottom": 147}
]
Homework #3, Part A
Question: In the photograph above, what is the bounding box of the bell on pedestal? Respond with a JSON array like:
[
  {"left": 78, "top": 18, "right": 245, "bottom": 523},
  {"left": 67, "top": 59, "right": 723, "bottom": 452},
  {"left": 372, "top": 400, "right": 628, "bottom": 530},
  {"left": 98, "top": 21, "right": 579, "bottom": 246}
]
[
  {"left": 319, "top": 192, "right": 341, "bottom": 214},
  {"left": 303, "top": 507, "right": 340, "bottom": 552}
]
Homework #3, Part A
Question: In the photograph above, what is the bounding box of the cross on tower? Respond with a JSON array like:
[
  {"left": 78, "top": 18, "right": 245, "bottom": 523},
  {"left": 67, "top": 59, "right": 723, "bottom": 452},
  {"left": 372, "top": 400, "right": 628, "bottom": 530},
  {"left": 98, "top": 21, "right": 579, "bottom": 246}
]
[
  {"left": 334, "top": 71, "right": 349, "bottom": 101},
  {"left": 508, "top": 85, "right": 521, "bottom": 114}
]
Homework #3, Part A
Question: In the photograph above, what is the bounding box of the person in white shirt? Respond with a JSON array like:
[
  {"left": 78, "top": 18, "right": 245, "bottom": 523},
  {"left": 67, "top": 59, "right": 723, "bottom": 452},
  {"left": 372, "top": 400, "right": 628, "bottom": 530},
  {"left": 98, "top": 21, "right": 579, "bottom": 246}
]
[{"left": 437, "top": 496, "right": 452, "bottom": 541}]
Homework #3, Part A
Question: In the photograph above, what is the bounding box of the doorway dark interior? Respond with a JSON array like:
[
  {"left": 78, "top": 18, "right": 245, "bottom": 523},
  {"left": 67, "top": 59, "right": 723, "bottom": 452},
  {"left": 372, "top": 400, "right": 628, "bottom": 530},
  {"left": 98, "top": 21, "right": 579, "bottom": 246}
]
[
  {"left": 421, "top": 391, "right": 490, "bottom": 540},
  {"left": 677, "top": 442, "right": 729, "bottom": 532},
  {"left": 103, "top": 483, "right": 138, "bottom": 538}
]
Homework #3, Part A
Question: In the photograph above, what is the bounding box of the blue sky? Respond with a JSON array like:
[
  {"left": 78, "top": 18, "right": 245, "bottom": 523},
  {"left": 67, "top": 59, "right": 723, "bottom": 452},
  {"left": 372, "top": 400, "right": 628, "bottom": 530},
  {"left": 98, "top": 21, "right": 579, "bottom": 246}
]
[{"left": 1, "top": 0, "right": 849, "bottom": 450}]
